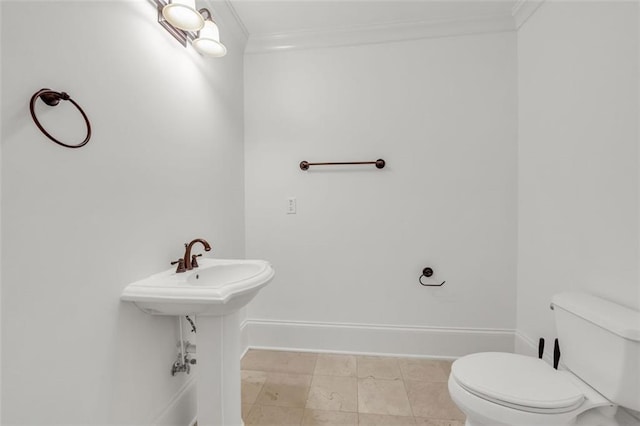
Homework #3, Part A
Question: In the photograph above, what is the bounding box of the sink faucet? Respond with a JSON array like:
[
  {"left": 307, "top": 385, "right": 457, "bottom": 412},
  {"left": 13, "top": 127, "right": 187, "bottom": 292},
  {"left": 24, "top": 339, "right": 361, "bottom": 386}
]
[{"left": 182, "top": 238, "right": 211, "bottom": 271}]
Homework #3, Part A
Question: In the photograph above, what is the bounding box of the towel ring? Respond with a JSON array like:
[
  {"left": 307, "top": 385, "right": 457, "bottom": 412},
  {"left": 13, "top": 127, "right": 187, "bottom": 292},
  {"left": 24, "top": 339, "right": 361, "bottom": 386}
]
[{"left": 29, "top": 88, "right": 91, "bottom": 149}]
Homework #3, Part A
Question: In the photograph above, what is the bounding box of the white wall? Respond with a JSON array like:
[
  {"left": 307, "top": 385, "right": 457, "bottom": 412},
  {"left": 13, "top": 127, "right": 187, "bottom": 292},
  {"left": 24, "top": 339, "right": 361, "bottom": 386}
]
[
  {"left": 0, "top": 1, "right": 3, "bottom": 421},
  {"left": 516, "top": 0, "right": 639, "bottom": 357},
  {"left": 245, "top": 32, "right": 518, "bottom": 356},
  {"left": 1, "top": 1, "right": 245, "bottom": 424}
]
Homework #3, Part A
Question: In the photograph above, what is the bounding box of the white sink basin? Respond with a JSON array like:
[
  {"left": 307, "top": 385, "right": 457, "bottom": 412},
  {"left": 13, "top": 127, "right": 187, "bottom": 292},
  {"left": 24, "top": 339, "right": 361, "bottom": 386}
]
[{"left": 121, "top": 258, "right": 274, "bottom": 316}]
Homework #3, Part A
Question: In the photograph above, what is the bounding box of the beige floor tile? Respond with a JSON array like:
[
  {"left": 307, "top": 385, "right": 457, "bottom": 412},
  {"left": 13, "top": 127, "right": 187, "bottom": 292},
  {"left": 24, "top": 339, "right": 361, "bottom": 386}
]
[
  {"left": 245, "top": 404, "right": 304, "bottom": 425},
  {"left": 405, "top": 381, "right": 465, "bottom": 420},
  {"left": 302, "top": 409, "right": 358, "bottom": 425},
  {"left": 242, "top": 370, "right": 268, "bottom": 405},
  {"left": 398, "top": 358, "right": 450, "bottom": 382},
  {"left": 357, "top": 378, "right": 413, "bottom": 416},
  {"left": 242, "top": 404, "right": 253, "bottom": 420},
  {"left": 358, "top": 413, "right": 416, "bottom": 425},
  {"left": 243, "top": 349, "right": 318, "bottom": 375},
  {"left": 414, "top": 418, "right": 464, "bottom": 426},
  {"left": 314, "top": 354, "right": 357, "bottom": 377},
  {"left": 306, "top": 375, "right": 358, "bottom": 412},
  {"left": 242, "top": 349, "right": 464, "bottom": 426},
  {"left": 255, "top": 372, "right": 313, "bottom": 408},
  {"left": 357, "top": 356, "right": 402, "bottom": 380},
  {"left": 440, "top": 360, "right": 453, "bottom": 378}
]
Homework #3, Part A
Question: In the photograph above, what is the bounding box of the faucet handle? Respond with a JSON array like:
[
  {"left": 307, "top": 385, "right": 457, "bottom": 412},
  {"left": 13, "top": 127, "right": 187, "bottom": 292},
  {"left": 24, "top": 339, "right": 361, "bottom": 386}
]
[
  {"left": 171, "top": 258, "right": 186, "bottom": 273},
  {"left": 191, "top": 253, "right": 203, "bottom": 268}
]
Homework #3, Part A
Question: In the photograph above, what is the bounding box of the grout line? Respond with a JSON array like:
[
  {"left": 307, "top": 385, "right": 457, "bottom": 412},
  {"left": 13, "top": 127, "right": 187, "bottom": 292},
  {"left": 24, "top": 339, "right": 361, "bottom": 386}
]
[
  {"left": 355, "top": 355, "right": 360, "bottom": 419},
  {"left": 401, "top": 372, "right": 416, "bottom": 419}
]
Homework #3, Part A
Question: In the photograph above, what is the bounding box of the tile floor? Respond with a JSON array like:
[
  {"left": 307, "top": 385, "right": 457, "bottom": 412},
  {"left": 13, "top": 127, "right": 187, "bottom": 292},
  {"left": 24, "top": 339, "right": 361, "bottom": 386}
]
[{"left": 241, "top": 349, "right": 466, "bottom": 426}]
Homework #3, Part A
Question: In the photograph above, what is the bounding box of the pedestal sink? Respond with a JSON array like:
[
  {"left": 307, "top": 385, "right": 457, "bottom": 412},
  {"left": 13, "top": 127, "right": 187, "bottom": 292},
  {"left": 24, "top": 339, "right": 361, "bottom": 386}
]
[{"left": 121, "top": 258, "right": 274, "bottom": 426}]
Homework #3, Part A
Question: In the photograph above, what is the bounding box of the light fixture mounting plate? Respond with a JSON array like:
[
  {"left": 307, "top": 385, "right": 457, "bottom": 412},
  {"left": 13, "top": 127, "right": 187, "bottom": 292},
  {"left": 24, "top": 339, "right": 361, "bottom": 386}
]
[{"left": 157, "top": 4, "right": 188, "bottom": 47}]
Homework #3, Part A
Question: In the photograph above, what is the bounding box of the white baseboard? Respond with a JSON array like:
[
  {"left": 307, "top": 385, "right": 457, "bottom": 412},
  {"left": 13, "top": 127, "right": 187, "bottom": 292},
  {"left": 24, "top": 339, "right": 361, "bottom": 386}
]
[
  {"left": 618, "top": 408, "right": 640, "bottom": 425},
  {"left": 152, "top": 376, "right": 197, "bottom": 426},
  {"left": 240, "top": 318, "right": 250, "bottom": 359},
  {"left": 244, "top": 319, "right": 514, "bottom": 358},
  {"left": 512, "top": 0, "right": 546, "bottom": 29},
  {"left": 514, "top": 330, "right": 538, "bottom": 356}
]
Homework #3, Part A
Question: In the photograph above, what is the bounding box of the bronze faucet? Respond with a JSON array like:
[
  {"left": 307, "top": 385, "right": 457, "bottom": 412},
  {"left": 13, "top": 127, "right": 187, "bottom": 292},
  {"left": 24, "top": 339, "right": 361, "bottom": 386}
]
[
  {"left": 183, "top": 238, "right": 211, "bottom": 271},
  {"left": 172, "top": 238, "right": 212, "bottom": 273}
]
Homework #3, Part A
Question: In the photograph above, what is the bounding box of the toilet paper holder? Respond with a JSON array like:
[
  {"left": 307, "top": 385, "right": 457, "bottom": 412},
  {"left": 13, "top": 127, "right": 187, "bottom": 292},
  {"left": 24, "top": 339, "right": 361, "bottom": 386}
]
[{"left": 419, "top": 267, "right": 445, "bottom": 287}]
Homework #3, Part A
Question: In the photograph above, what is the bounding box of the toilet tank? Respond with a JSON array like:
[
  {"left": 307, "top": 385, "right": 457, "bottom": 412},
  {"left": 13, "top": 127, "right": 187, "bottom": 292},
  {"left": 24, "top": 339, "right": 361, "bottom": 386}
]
[{"left": 551, "top": 292, "right": 640, "bottom": 411}]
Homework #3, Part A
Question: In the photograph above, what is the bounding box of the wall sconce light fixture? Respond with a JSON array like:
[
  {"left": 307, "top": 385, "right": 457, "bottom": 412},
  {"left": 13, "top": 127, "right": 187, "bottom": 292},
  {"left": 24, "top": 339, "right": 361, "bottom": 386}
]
[
  {"left": 162, "top": 0, "right": 204, "bottom": 31},
  {"left": 155, "top": 0, "right": 227, "bottom": 57}
]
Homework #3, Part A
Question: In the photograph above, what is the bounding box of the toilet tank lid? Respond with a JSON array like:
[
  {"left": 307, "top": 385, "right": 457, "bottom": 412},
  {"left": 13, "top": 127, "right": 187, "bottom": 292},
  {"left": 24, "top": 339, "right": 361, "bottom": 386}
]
[{"left": 551, "top": 292, "right": 640, "bottom": 342}]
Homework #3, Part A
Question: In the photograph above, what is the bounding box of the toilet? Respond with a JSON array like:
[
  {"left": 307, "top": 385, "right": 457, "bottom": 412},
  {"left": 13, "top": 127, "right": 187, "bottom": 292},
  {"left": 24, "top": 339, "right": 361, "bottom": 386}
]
[{"left": 448, "top": 292, "right": 640, "bottom": 426}]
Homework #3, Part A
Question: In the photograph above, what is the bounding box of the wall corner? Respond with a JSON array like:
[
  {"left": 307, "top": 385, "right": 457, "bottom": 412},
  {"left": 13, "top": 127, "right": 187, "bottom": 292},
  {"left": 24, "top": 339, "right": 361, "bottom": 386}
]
[{"left": 512, "top": 0, "right": 546, "bottom": 29}]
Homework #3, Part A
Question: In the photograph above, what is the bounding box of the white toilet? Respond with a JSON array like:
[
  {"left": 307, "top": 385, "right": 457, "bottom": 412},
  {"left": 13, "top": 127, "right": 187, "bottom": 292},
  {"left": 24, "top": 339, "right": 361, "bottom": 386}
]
[{"left": 448, "top": 292, "right": 640, "bottom": 426}]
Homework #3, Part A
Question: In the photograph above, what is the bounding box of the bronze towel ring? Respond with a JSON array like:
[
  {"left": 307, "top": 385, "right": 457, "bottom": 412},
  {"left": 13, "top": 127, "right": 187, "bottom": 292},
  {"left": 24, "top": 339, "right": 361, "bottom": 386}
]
[{"left": 29, "top": 88, "right": 91, "bottom": 149}]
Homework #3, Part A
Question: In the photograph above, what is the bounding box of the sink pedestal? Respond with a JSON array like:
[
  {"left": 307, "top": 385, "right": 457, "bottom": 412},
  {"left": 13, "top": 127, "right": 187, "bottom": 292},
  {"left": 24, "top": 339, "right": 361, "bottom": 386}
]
[{"left": 197, "top": 310, "right": 244, "bottom": 426}]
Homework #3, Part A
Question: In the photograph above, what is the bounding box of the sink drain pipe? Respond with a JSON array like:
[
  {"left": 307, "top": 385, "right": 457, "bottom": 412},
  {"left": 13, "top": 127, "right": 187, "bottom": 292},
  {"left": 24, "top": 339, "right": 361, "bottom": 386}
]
[{"left": 179, "top": 316, "right": 186, "bottom": 362}]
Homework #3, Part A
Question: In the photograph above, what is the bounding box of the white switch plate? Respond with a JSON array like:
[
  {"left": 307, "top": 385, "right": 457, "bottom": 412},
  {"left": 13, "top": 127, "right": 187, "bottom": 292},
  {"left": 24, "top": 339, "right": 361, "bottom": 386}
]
[{"left": 287, "top": 197, "right": 296, "bottom": 214}]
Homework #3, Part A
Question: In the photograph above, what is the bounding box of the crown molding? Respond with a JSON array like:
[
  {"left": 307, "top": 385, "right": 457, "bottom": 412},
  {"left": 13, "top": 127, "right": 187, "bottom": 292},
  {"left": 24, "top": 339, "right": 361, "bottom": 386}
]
[
  {"left": 240, "top": 0, "right": 547, "bottom": 54},
  {"left": 220, "top": 0, "right": 249, "bottom": 41},
  {"left": 202, "top": 0, "right": 249, "bottom": 47},
  {"left": 245, "top": 14, "right": 517, "bottom": 54},
  {"left": 512, "top": 0, "right": 546, "bottom": 29}
]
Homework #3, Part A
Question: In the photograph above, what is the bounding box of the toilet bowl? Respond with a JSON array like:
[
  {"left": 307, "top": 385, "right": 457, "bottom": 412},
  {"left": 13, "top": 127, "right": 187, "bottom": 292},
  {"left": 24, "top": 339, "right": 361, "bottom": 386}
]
[
  {"left": 447, "top": 293, "right": 640, "bottom": 426},
  {"left": 448, "top": 352, "right": 612, "bottom": 426}
]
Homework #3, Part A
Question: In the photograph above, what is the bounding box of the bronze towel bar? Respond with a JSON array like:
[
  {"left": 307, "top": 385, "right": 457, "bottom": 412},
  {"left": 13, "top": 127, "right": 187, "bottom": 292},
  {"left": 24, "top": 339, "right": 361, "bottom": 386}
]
[{"left": 299, "top": 159, "right": 385, "bottom": 170}]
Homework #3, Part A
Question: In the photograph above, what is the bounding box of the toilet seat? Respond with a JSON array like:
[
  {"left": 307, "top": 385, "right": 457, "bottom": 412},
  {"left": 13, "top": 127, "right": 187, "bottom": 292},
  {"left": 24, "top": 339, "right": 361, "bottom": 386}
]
[{"left": 451, "top": 352, "right": 586, "bottom": 414}]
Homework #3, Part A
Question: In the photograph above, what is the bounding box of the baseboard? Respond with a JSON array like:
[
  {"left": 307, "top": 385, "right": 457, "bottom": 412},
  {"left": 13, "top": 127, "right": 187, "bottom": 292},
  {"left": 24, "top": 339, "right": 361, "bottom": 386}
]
[
  {"left": 240, "top": 318, "right": 250, "bottom": 359},
  {"left": 152, "top": 376, "right": 197, "bottom": 426},
  {"left": 245, "top": 319, "right": 514, "bottom": 358},
  {"left": 618, "top": 408, "right": 640, "bottom": 425},
  {"left": 514, "top": 329, "right": 537, "bottom": 356},
  {"left": 512, "top": 0, "right": 546, "bottom": 29}
]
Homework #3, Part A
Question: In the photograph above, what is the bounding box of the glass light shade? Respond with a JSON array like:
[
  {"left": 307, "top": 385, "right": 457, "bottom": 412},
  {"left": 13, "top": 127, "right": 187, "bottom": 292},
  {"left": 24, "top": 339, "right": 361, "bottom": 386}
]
[
  {"left": 162, "top": 0, "right": 204, "bottom": 31},
  {"left": 193, "top": 20, "right": 227, "bottom": 57}
]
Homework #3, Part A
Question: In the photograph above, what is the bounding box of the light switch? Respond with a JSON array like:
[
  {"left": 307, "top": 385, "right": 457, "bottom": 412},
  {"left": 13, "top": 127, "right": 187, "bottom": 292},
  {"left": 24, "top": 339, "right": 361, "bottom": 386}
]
[{"left": 287, "top": 197, "right": 297, "bottom": 214}]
